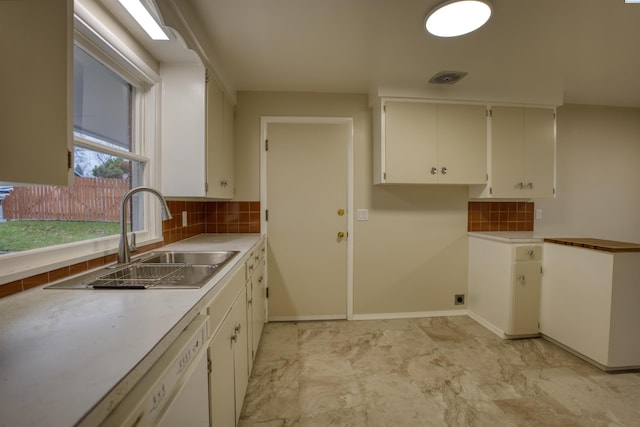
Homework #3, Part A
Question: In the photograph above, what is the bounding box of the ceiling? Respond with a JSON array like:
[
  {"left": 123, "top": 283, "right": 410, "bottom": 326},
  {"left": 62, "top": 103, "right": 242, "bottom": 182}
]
[{"left": 106, "top": 0, "right": 640, "bottom": 107}]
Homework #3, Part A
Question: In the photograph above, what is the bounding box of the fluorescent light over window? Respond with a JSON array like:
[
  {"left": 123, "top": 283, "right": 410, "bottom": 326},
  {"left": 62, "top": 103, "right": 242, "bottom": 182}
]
[
  {"left": 118, "top": 0, "right": 169, "bottom": 40},
  {"left": 425, "top": 0, "right": 492, "bottom": 38}
]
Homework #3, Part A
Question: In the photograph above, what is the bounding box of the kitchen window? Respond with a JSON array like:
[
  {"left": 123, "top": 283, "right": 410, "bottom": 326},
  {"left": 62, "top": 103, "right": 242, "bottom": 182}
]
[{"left": 0, "top": 13, "right": 162, "bottom": 281}]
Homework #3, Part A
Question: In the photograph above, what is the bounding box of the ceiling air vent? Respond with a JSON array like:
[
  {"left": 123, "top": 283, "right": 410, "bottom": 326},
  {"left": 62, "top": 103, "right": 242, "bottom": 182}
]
[{"left": 429, "top": 71, "right": 468, "bottom": 84}]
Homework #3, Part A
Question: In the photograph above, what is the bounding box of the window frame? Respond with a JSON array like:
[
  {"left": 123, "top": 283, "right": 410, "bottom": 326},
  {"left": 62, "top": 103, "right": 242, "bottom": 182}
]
[{"left": 0, "top": 10, "right": 163, "bottom": 284}]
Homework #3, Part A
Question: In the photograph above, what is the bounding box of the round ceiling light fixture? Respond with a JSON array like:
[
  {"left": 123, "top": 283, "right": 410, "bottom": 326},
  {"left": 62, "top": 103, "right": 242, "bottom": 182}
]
[{"left": 425, "top": 0, "right": 492, "bottom": 38}]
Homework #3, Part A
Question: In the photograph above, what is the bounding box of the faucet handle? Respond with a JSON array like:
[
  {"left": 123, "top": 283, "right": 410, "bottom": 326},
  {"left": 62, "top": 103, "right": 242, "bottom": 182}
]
[{"left": 129, "top": 232, "right": 137, "bottom": 254}]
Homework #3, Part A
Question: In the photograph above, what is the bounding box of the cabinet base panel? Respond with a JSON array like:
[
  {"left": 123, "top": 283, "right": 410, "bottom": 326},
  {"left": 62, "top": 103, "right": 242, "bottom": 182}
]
[
  {"left": 468, "top": 311, "right": 540, "bottom": 340},
  {"left": 541, "top": 334, "right": 640, "bottom": 372}
]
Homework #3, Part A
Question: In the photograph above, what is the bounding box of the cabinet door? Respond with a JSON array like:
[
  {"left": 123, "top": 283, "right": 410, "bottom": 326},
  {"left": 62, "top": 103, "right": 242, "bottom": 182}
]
[
  {"left": 510, "top": 262, "right": 541, "bottom": 335},
  {"left": 0, "top": 0, "right": 73, "bottom": 186},
  {"left": 250, "top": 259, "right": 266, "bottom": 364},
  {"left": 206, "top": 77, "right": 234, "bottom": 199},
  {"left": 221, "top": 94, "right": 235, "bottom": 198},
  {"left": 490, "top": 106, "right": 525, "bottom": 197},
  {"left": 523, "top": 108, "right": 555, "bottom": 198},
  {"left": 161, "top": 63, "right": 207, "bottom": 197},
  {"left": 437, "top": 104, "right": 487, "bottom": 184},
  {"left": 231, "top": 287, "right": 249, "bottom": 424},
  {"left": 384, "top": 101, "right": 438, "bottom": 183},
  {"left": 209, "top": 311, "right": 236, "bottom": 427}
]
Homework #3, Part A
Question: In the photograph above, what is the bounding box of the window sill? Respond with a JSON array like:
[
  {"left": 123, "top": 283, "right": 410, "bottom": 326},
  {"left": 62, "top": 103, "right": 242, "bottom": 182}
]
[{"left": 0, "top": 233, "right": 163, "bottom": 286}]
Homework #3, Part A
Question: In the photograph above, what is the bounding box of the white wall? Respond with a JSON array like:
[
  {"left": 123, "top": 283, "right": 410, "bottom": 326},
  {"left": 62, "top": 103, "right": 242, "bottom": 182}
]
[
  {"left": 234, "top": 92, "right": 469, "bottom": 316},
  {"left": 535, "top": 104, "right": 640, "bottom": 242}
]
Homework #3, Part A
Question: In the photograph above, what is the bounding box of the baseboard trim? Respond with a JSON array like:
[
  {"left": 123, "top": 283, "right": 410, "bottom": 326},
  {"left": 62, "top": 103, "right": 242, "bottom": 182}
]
[
  {"left": 466, "top": 311, "right": 507, "bottom": 338},
  {"left": 351, "top": 310, "right": 467, "bottom": 321},
  {"left": 268, "top": 314, "right": 347, "bottom": 322}
]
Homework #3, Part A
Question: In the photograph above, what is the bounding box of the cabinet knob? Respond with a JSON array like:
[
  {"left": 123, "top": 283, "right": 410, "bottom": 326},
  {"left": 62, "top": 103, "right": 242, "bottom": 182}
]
[
  {"left": 248, "top": 298, "right": 253, "bottom": 305},
  {"left": 517, "top": 182, "right": 524, "bottom": 189},
  {"left": 430, "top": 167, "right": 437, "bottom": 175},
  {"left": 527, "top": 249, "right": 534, "bottom": 257},
  {"left": 441, "top": 166, "right": 447, "bottom": 175},
  {"left": 527, "top": 182, "right": 533, "bottom": 189},
  {"left": 518, "top": 274, "right": 526, "bottom": 283}
]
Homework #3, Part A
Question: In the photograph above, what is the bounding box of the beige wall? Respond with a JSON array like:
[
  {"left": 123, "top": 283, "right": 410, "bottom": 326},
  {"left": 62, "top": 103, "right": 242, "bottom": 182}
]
[
  {"left": 535, "top": 104, "right": 640, "bottom": 242},
  {"left": 234, "top": 92, "right": 469, "bottom": 316}
]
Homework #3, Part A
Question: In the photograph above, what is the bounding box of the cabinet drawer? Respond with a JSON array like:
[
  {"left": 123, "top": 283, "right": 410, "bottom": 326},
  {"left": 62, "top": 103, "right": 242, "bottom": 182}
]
[
  {"left": 514, "top": 245, "right": 542, "bottom": 261},
  {"left": 207, "top": 268, "right": 245, "bottom": 337}
]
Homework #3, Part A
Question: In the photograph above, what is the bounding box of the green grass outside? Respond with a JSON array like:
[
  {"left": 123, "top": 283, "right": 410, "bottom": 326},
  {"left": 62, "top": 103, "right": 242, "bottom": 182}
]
[{"left": 0, "top": 220, "right": 121, "bottom": 252}]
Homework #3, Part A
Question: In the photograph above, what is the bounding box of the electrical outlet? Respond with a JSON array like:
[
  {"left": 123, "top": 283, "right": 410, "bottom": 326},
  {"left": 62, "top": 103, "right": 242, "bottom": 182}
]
[
  {"left": 454, "top": 294, "right": 465, "bottom": 305},
  {"left": 357, "top": 209, "right": 369, "bottom": 221},
  {"left": 182, "top": 211, "right": 188, "bottom": 227},
  {"left": 535, "top": 209, "right": 543, "bottom": 220}
]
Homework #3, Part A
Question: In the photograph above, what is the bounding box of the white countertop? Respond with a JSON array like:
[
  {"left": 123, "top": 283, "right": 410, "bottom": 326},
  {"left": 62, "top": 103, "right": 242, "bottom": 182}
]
[
  {"left": 0, "top": 234, "right": 263, "bottom": 427},
  {"left": 468, "top": 231, "right": 544, "bottom": 243}
]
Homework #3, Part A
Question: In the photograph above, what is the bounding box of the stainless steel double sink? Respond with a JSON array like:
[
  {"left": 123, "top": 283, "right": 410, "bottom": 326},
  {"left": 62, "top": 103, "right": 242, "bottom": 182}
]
[{"left": 46, "top": 251, "right": 239, "bottom": 290}]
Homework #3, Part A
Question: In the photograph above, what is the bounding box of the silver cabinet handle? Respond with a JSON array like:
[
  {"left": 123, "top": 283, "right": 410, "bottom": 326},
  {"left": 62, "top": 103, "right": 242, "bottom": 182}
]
[
  {"left": 441, "top": 166, "right": 447, "bottom": 175},
  {"left": 430, "top": 167, "right": 437, "bottom": 175},
  {"left": 517, "top": 182, "right": 524, "bottom": 189},
  {"left": 527, "top": 182, "right": 533, "bottom": 189},
  {"left": 527, "top": 249, "right": 534, "bottom": 257},
  {"left": 518, "top": 275, "right": 526, "bottom": 283}
]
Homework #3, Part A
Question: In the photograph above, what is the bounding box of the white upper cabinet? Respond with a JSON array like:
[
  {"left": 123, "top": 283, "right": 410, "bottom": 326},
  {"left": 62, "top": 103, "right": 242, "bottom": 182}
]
[
  {"left": 161, "top": 63, "right": 234, "bottom": 199},
  {"left": 0, "top": 0, "right": 73, "bottom": 186},
  {"left": 374, "top": 99, "right": 487, "bottom": 185},
  {"left": 206, "top": 75, "right": 235, "bottom": 199},
  {"left": 471, "top": 106, "right": 556, "bottom": 199}
]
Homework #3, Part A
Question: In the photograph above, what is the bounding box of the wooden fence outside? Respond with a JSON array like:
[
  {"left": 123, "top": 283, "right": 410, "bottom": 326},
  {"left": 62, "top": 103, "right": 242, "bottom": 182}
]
[{"left": 2, "top": 177, "right": 129, "bottom": 222}]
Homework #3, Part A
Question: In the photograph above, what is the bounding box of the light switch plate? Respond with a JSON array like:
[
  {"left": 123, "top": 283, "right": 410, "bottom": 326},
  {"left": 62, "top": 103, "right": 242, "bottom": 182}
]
[
  {"left": 357, "top": 209, "right": 369, "bottom": 221},
  {"left": 535, "top": 209, "right": 543, "bottom": 220},
  {"left": 182, "top": 211, "right": 188, "bottom": 227}
]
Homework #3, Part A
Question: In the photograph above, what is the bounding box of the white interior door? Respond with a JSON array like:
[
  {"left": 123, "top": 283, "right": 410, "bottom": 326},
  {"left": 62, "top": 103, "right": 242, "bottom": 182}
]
[{"left": 264, "top": 119, "right": 352, "bottom": 320}]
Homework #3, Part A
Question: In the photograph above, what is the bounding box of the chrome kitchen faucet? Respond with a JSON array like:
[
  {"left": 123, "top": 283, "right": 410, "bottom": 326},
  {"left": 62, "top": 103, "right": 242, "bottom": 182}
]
[{"left": 117, "top": 186, "right": 172, "bottom": 264}]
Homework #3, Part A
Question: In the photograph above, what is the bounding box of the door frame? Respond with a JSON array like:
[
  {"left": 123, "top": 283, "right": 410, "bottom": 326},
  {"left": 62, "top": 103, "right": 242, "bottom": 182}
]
[{"left": 260, "top": 116, "right": 354, "bottom": 320}]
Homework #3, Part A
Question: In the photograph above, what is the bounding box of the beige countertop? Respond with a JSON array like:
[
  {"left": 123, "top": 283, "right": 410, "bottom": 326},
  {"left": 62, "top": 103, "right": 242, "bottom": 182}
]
[{"left": 0, "top": 234, "right": 263, "bottom": 427}]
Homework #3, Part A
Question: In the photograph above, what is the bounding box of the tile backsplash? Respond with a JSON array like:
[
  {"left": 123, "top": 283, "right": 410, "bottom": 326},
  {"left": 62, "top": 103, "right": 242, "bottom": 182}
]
[
  {"left": 163, "top": 200, "right": 261, "bottom": 244},
  {"left": 468, "top": 201, "right": 534, "bottom": 232},
  {"left": 1, "top": 200, "right": 260, "bottom": 298}
]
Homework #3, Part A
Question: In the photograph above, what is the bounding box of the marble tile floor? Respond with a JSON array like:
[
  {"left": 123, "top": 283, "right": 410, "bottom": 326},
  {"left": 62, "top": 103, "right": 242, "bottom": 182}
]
[{"left": 238, "top": 316, "right": 640, "bottom": 427}]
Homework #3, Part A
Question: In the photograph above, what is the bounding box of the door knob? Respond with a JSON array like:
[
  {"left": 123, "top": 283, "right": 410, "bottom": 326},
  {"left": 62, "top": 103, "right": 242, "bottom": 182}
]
[
  {"left": 337, "top": 209, "right": 345, "bottom": 216},
  {"left": 337, "top": 231, "right": 345, "bottom": 239}
]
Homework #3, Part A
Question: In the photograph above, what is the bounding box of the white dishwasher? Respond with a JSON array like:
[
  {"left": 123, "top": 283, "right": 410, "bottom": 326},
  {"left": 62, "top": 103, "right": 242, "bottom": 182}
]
[{"left": 101, "top": 315, "right": 210, "bottom": 426}]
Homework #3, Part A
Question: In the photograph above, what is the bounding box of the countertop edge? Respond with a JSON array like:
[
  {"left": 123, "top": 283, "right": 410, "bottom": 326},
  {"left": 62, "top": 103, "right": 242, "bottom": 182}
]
[
  {"left": 543, "top": 237, "right": 640, "bottom": 253},
  {"left": 468, "top": 232, "right": 544, "bottom": 244}
]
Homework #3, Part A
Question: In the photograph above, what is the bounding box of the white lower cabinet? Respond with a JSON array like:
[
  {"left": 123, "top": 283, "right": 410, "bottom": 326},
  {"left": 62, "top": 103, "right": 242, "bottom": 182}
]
[
  {"left": 541, "top": 242, "right": 640, "bottom": 370},
  {"left": 208, "top": 239, "right": 267, "bottom": 426},
  {"left": 209, "top": 286, "right": 248, "bottom": 426},
  {"left": 246, "top": 241, "right": 266, "bottom": 371},
  {"left": 468, "top": 236, "right": 542, "bottom": 338}
]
